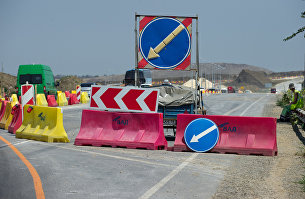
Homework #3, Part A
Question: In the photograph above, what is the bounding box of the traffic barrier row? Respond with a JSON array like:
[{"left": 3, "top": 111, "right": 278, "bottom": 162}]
[
  {"left": 0, "top": 99, "right": 19, "bottom": 130},
  {"left": 57, "top": 93, "right": 68, "bottom": 106},
  {"left": 80, "top": 92, "right": 89, "bottom": 104},
  {"left": 8, "top": 104, "right": 22, "bottom": 134},
  {"left": 16, "top": 105, "right": 69, "bottom": 143},
  {"left": 170, "top": 114, "right": 277, "bottom": 156},
  {"left": 36, "top": 94, "right": 48, "bottom": 106},
  {"left": 47, "top": 95, "right": 58, "bottom": 107},
  {"left": 74, "top": 110, "right": 167, "bottom": 150}
]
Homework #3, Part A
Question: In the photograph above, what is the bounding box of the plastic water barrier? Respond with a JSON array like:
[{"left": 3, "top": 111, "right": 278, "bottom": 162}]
[
  {"left": 74, "top": 109, "right": 167, "bottom": 150},
  {"left": 172, "top": 114, "right": 277, "bottom": 156}
]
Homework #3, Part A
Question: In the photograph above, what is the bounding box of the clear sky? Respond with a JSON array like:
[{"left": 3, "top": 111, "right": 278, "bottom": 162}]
[{"left": 0, "top": 0, "right": 304, "bottom": 76}]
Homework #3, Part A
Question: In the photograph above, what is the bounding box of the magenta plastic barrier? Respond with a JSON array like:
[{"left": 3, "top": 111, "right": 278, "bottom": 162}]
[
  {"left": 172, "top": 114, "right": 277, "bottom": 156},
  {"left": 8, "top": 105, "right": 22, "bottom": 134},
  {"left": 68, "top": 94, "right": 80, "bottom": 105},
  {"left": 47, "top": 95, "right": 58, "bottom": 107},
  {"left": 75, "top": 110, "right": 167, "bottom": 150},
  {"left": 0, "top": 101, "right": 8, "bottom": 121},
  {"left": 65, "top": 91, "right": 71, "bottom": 98}
]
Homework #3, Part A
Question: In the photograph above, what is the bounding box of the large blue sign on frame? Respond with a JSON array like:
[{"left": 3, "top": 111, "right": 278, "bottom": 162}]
[
  {"left": 139, "top": 17, "right": 191, "bottom": 69},
  {"left": 184, "top": 118, "right": 219, "bottom": 152}
]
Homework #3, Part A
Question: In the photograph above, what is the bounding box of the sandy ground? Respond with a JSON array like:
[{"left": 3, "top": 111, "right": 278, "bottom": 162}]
[{"left": 212, "top": 104, "right": 305, "bottom": 199}]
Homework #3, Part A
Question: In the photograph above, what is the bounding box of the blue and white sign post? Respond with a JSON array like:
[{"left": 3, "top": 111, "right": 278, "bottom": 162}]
[
  {"left": 139, "top": 17, "right": 191, "bottom": 69},
  {"left": 184, "top": 118, "right": 219, "bottom": 152}
]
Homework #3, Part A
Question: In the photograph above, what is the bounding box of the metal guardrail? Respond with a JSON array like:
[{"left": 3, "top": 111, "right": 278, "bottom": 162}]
[{"left": 295, "top": 108, "right": 305, "bottom": 123}]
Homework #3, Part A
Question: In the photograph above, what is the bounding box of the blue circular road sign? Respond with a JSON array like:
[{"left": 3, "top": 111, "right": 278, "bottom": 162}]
[
  {"left": 139, "top": 17, "right": 191, "bottom": 69},
  {"left": 184, "top": 118, "right": 219, "bottom": 152}
]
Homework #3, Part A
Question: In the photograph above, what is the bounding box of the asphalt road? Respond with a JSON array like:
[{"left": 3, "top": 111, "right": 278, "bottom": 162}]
[{"left": 0, "top": 93, "right": 277, "bottom": 199}]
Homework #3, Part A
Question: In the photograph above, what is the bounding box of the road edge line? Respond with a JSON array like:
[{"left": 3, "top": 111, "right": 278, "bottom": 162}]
[{"left": 0, "top": 136, "right": 45, "bottom": 199}]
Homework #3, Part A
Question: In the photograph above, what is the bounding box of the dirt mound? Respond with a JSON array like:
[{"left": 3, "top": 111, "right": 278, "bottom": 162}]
[
  {"left": 0, "top": 72, "right": 17, "bottom": 96},
  {"left": 230, "top": 69, "right": 272, "bottom": 90},
  {"left": 56, "top": 76, "right": 83, "bottom": 92}
]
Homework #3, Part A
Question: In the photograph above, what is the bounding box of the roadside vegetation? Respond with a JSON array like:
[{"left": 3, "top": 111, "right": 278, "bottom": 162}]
[{"left": 277, "top": 89, "right": 305, "bottom": 192}]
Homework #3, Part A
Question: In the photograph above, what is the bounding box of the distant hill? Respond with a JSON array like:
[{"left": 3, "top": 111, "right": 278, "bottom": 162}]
[
  {"left": 0, "top": 72, "right": 17, "bottom": 96},
  {"left": 78, "top": 63, "right": 274, "bottom": 84},
  {"left": 229, "top": 69, "right": 272, "bottom": 91}
]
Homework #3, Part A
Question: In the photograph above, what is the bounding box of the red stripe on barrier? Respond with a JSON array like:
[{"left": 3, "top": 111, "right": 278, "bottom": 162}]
[
  {"left": 139, "top": 16, "right": 155, "bottom": 32},
  {"left": 100, "top": 88, "right": 122, "bottom": 109},
  {"left": 144, "top": 91, "right": 158, "bottom": 111},
  {"left": 122, "top": 89, "right": 144, "bottom": 111},
  {"left": 74, "top": 110, "right": 167, "bottom": 150},
  {"left": 174, "top": 55, "right": 191, "bottom": 70},
  {"left": 138, "top": 58, "right": 149, "bottom": 69},
  {"left": 172, "top": 114, "right": 277, "bottom": 156},
  {"left": 181, "top": 18, "right": 192, "bottom": 28}
]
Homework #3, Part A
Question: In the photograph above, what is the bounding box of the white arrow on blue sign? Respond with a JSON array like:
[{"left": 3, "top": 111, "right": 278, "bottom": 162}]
[{"left": 184, "top": 118, "right": 219, "bottom": 152}]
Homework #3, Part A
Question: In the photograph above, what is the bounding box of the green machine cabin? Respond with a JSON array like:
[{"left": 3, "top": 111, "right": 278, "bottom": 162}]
[{"left": 17, "top": 64, "right": 57, "bottom": 96}]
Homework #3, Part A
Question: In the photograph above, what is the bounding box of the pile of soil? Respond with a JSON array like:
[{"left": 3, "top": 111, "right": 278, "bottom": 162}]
[
  {"left": 229, "top": 69, "right": 272, "bottom": 91},
  {"left": 56, "top": 76, "right": 83, "bottom": 92},
  {"left": 0, "top": 72, "right": 17, "bottom": 96}
]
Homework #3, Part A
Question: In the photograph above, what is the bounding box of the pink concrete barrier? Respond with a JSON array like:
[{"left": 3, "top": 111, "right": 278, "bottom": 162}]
[
  {"left": 47, "top": 95, "right": 58, "bottom": 107},
  {"left": 0, "top": 100, "right": 8, "bottom": 121},
  {"left": 68, "top": 94, "right": 79, "bottom": 105},
  {"left": 8, "top": 104, "right": 22, "bottom": 134},
  {"left": 172, "top": 114, "right": 277, "bottom": 156},
  {"left": 75, "top": 110, "right": 167, "bottom": 150}
]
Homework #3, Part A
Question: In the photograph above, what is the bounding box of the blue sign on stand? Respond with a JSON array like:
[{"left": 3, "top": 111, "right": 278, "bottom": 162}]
[
  {"left": 139, "top": 17, "right": 191, "bottom": 69},
  {"left": 184, "top": 118, "right": 219, "bottom": 152}
]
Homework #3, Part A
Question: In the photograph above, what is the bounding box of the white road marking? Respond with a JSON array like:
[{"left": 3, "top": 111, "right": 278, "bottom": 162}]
[
  {"left": 139, "top": 95, "right": 266, "bottom": 199},
  {"left": 240, "top": 96, "right": 264, "bottom": 116},
  {"left": 223, "top": 103, "right": 245, "bottom": 115},
  {"left": 0, "top": 140, "right": 30, "bottom": 148},
  {"left": 139, "top": 153, "right": 198, "bottom": 199},
  {"left": 35, "top": 143, "right": 173, "bottom": 168}
]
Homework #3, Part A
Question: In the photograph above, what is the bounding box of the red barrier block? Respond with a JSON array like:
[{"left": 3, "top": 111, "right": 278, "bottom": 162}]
[
  {"left": 8, "top": 105, "right": 22, "bottom": 134},
  {"left": 172, "top": 114, "right": 277, "bottom": 156},
  {"left": 65, "top": 91, "right": 71, "bottom": 98},
  {"left": 47, "top": 95, "right": 58, "bottom": 107},
  {"left": 0, "top": 100, "right": 8, "bottom": 121},
  {"left": 68, "top": 94, "right": 80, "bottom": 105},
  {"left": 75, "top": 110, "right": 167, "bottom": 150}
]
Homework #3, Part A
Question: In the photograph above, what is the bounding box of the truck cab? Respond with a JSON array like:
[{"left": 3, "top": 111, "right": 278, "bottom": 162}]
[
  {"left": 16, "top": 64, "right": 57, "bottom": 96},
  {"left": 124, "top": 69, "right": 152, "bottom": 87}
]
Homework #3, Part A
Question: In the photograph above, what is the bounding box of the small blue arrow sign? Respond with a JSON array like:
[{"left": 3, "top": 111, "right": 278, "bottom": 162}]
[{"left": 184, "top": 118, "right": 219, "bottom": 152}]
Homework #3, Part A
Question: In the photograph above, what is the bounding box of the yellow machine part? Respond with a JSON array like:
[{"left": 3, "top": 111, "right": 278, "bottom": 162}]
[
  {"left": 36, "top": 94, "right": 48, "bottom": 106},
  {"left": 16, "top": 105, "right": 69, "bottom": 143},
  {"left": 80, "top": 92, "right": 89, "bottom": 104},
  {"left": 0, "top": 102, "right": 13, "bottom": 130},
  {"left": 57, "top": 93, "right": 68, "bottom": 106}
]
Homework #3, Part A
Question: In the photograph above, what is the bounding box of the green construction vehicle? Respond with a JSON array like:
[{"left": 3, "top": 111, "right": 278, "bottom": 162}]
[{"left": 16, "top": 64, "right": 57, "bottom": 96}]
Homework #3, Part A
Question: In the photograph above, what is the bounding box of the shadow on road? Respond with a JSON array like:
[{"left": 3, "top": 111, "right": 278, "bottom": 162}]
[{"left": 292, "top": 124, "right": 305, "bottom": 146}]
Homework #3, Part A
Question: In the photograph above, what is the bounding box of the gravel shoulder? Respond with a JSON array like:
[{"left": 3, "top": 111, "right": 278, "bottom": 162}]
[{"left": 212, "top": 102, "right": 305, "bottom": 199}]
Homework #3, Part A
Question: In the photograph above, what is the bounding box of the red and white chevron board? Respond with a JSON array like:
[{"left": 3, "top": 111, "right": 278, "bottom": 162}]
[
  {"left": 76, "top": 85, "right": 81, "bottom": 100},
  {"left": 90, "top": 86, "right": 159, "bottom": 113},
  {"left": 21, "top": 84, "right": 34, "bottom": 105},
  {"left": 138, "top": 16, "right": 192, "bottom": 70}
]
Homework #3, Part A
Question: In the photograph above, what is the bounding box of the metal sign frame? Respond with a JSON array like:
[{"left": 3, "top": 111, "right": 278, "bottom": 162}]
[{"left": 134, "top": 13, "right": 200, "bottom": 113}]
